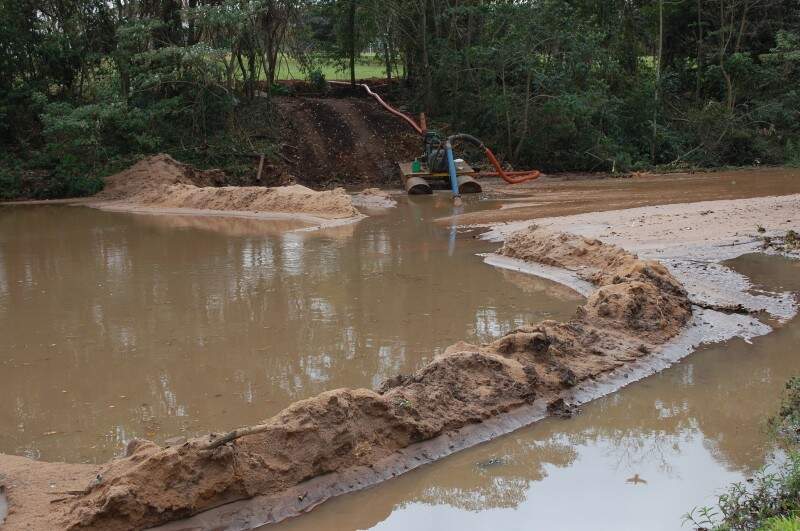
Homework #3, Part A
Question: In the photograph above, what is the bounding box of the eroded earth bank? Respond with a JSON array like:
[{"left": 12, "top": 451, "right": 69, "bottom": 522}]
[{"left": 86, "top": 154, "right": 364, "bottom": 229}]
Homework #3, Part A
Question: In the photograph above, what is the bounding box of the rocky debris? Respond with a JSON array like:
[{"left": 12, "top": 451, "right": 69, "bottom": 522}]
[{"left": 546, "top": 398, "right": 580, "bottom": 419}]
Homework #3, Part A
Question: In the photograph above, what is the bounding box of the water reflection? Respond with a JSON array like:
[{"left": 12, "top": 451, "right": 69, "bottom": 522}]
[
  {"left": 0, "top": 199, "right": 580, "bottom": 462},
  {"left": 266, "top": 256, "right": 799, "bottom": 531}
]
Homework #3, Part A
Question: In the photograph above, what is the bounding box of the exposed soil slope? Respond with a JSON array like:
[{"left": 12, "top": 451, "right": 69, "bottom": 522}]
[
  {"left": 276, "top": 96, "right": 419, "bottom": 187},
  {"left": 1, "top": 227, "right": 690, "bottom": 531},
  {"left": 92, "top": 154, "right": 360, "bottom": 220}
]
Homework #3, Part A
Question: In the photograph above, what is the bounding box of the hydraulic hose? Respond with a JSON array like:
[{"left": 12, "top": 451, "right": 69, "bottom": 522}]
[
  {"left": 330, "top": 80, "right": 424, "bottom": 135},
  {"left": 330, "top": 81, "right": 540, "bottom": 184},
  {"left": 446, "top": 134, "right": 541, "bottom": 184},
  {"left": 482, "top": 147, "right": 541, "bottom": 184}
]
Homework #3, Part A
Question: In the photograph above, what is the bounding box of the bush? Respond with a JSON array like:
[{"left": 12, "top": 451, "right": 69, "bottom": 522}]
[
  {"left": 760, "top": 516, "right": 800, "bottom": 531},
  {"left": 0, "top": 165, "right": 21, "bottom": 200},
  {"left": 786, "top": 140, "right": 800, "bottom": 168},
  {"left": 771, "top": 378, "right": 800, "bottom": 445},
  {"left": 308, "top": 68, "right": 328, "bottom": 93},
  {"left": 684, "top": 454, "right": 800, "bottom": 530}
]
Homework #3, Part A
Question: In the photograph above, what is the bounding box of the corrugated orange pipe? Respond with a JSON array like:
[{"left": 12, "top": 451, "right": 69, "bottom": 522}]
[
  {"left": 331, "top": 80, "right": 540, "bottom": 184},
  {"left": 482, "top": 148, "right": 541, "bottom": 184},
  {"left": 330, "top": 81, "right": 424, "bottom": 135}
]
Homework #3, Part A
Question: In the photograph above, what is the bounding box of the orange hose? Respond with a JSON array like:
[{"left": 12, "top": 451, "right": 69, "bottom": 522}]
[
  {"left": 479, "top": 171, "right": 537, "bottom": 177},
  {"left": 483, "top": 148, "right": 541, "bottom": 184},
  {"left": 331, "top": 80, "right": 540, "bottom": 184},
  {"left": 330, "top": 80, "right": 424, "bottom": 135}
]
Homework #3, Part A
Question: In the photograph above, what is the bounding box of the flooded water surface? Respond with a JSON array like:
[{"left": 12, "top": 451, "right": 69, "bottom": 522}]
[
  {"left": 0, "top": 198, "right": 580, "bottom": 463},
  {"left": 267, "top": 254, "right": 800, "bottom": 531},
  {"left": 1, "top": 191, "right": 798, "bottom": 531}
]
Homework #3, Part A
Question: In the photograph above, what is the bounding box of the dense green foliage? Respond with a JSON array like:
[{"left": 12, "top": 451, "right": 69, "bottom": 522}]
[
  {"left": 0, "top": 0, "right": 283, "bottom": 199},
  {"left": 1, "top": 0, "right": 799, "bottom": 199},
  {"left": 684, "top": 377, "right": 800, "bottom": 531},
  {"left": 381, "top": 0, "right": 800, "bottom": 172}
]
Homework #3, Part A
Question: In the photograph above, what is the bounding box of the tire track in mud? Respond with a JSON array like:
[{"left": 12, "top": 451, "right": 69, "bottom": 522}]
[{"left": 278, "top": 96, "right": 418, "bottom": 187}]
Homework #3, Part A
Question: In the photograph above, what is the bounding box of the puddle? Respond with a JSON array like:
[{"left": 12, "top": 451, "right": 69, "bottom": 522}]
[
  {"left": 0, "top": 197, "right": 581, "bottom": 463},
  {"left": 255, "top": 254, "right": 799, "bottom": 531},
  {"left": 1, "top": 188, "right": 798, "bottom": 530},
  {"left": 0, "top": 486, "right": 6, "bottom": 526}
]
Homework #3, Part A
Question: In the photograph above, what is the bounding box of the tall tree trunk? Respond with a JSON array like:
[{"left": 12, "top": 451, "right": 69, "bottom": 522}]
[
  {"left": 514, "top": 69, "right": 533, "bottom": 161},
  {"left": 383, "top": 34, "right": 392, "bottom": 82},
  {"left": 718, "top": 0, "right": 735, "bottom": 110},
  {"left": 349, "top": 0, "right": 357, "bottom": 86},
  {"left": 652, "top": 0, "right": 663, "bottom": 163},
  {"left": 502, "top": 67, "right": 512, "bottom": 156},
  {"left": 696, "top": 0, "right": 703, "bottom": 100},
  {"left": 421, "top": 0, "right": 432, "bottom": 113}
]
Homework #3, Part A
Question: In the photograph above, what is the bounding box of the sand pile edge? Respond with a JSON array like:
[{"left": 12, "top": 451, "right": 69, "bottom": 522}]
[
  {"left": 91, "top": 154, "right": 361, "bottom": 221},
  {"left": 41, "top": 225, "right": 692, "bottom": 530}
]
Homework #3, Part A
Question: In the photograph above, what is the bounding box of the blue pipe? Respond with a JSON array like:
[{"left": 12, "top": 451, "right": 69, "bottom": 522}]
[{"left": 445, "top": 141, "right": 460, "bottom": 199}]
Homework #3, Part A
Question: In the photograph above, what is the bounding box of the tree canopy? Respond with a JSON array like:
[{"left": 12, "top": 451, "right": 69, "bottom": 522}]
[{"left": 1, "top": 0, "right": 799, "bottom": 199}]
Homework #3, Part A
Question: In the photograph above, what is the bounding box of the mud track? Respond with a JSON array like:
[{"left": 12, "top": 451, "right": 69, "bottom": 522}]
[
  {"left": 277, "top": 96, "right": 419, "bottom": 188},
  {"left": 7, "top": 228, "right": 690, "bottom": 531}
]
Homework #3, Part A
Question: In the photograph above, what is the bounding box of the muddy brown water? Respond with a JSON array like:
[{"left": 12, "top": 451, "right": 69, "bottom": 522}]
[
  {"left": 263, "top": 254, "right": 800, "bottom": 531},
  {"left": 0, "top": 197, "right": 580, "bottom": 463},
  {"left": 1, "top": 185, "right": 799, "bottom": 530}
]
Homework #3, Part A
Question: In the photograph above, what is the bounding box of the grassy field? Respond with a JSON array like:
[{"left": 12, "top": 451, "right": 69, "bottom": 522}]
[{"left": 274, "top": 53, "right": 394, "bottom": 81}]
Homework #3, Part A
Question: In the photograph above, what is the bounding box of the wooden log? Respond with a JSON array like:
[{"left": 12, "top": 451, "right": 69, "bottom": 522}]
[{"left": 256, "top": 154, "right": 265, "bottom": 182}]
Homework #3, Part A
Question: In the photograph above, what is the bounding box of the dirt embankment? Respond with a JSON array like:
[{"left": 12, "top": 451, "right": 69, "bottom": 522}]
[
  {"left": 90, "top": 154, "right": 361, "bottom": 221},
  {"left": 0, "top": 227, "right": 692, "bottom": 531},
  {"left": 276, "top": 96, "right": 419, "bottom": 188}
]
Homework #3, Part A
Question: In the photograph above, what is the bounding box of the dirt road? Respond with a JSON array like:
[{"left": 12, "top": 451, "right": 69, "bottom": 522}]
[{"left": 442, "top": 167, "right": 800, "bottom": 225}]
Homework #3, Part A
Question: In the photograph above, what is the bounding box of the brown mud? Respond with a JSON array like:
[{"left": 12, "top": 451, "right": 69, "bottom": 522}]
[
  {"left": 90, "top": 154, "right": 360, "bottom": 221},
  {"left": 0, "top": 226, "right": 691, "bottom": 530},
  {"left": 275, "top": 96, "right": 419, "bottom": 188},
  {"left": 445, "top": 167, "right": 800, "bottom": 226}
]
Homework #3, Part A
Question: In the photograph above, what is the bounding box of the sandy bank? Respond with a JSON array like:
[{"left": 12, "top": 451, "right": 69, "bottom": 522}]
[
  {"left": 1, "top": 225, "right": 694, "bottom": 530},
  {"left": 443, "top": 167, "right": 800, "bottom": 226},
  {"left": 482, "top": 194, "right": 800, "bottom": 321},
  {"left": 86, "top": 154, "right": 363, "bottom": 227},
  {"left": 350, "top": 187, "right": 397, "bottom": 209}
]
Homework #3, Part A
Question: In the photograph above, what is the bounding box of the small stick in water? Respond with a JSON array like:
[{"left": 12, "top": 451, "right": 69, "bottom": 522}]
[{"left": 203, "top": 423, "right": 272, "bottom": 450}]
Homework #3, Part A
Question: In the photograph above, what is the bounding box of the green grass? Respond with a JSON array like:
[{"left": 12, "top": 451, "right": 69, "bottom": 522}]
[
  {"left": 274, "top": 53, "right": 393, "bottom": 81},
  {"left": 226, "top": 52, "right": 399, "bottom": 82},
  {"left": 760, "top": 516, "right": 800, "bottom": 531}
]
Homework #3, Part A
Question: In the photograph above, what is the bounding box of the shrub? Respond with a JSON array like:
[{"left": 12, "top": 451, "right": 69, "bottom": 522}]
[{"left": 308, "top": 68, "right": 328, "bottom": 93}]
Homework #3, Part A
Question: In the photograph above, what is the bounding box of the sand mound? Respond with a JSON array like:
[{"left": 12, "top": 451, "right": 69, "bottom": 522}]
[
  {"left": 45, "top": 226, "right": 691, "bottom": 531},
  {"left": 93, "top": 155, "right": 360, "bottom": 220},
  {"left": 500, "top": 226, "right": 690, "bottom": 342},
  {"left": 351, "top": 187, "right": 396, "bottom": 209}
]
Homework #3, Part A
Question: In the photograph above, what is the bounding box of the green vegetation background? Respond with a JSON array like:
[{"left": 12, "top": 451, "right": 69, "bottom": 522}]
[{"left": 1, "top": 0, "right": 799, "bottom": 200}]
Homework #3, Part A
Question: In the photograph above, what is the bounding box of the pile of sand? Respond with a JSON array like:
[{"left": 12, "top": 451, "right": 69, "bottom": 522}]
[
  {"left": 499, "top": 226, "right": 691, "bottom": 342},
  {"left": 351, "top": 187, "right": 397, "bottom": 209},
  {"left": 93, "top": 155, "right": 360, "bottom": 221},
  {"left": 27, "top": 226, "right": 691, "bottom": 531}
]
